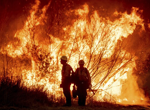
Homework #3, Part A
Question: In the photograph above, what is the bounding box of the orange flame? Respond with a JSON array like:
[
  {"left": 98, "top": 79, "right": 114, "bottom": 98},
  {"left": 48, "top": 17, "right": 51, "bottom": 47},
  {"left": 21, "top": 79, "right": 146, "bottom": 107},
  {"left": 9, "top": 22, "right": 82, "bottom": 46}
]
[{"left": 1, "top": 1, "right": 149, "bottom": 106}]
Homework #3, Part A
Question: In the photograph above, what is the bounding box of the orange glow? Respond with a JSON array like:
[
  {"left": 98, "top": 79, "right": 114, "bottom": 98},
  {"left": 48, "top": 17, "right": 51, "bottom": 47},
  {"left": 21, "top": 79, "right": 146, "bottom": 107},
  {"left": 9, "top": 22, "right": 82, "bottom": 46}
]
[
  {"left": 1, "top": 1, "right": 149, "bottom": 106},
  {"left": 148, "top": 23, "right": 150, "bottom": 28},
  {"left": 75, "top": 4, "right": 89, "bottom": 16}
]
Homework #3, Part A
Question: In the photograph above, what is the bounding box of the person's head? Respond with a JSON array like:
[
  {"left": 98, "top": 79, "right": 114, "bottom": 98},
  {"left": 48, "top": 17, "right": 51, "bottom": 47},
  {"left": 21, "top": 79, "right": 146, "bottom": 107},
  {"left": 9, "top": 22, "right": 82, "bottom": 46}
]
[
  {"left": 60, "top": 55, "right": 67, "bottom": 65},
  {"left": 78, "top": 60, "right": 84, "bottom": 68}
]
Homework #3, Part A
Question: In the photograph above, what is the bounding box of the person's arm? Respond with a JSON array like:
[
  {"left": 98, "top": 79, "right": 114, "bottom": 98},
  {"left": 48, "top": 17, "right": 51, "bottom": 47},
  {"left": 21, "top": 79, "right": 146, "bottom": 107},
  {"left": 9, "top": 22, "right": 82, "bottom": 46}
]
[
  {"left": 60, "top": 68, "right": 63, "bottom": 88},
  {"left": 70, "top": 66, "right": 74, "bottom": 75},
  {"left": 72, "top": 68, "right": 79, "bottom": 85},
  {"left": 74, "top": 68, "right": 79, "bottom": 77},
  {"left": 86, "top": 69, "right": 92, "bottom": 89}
]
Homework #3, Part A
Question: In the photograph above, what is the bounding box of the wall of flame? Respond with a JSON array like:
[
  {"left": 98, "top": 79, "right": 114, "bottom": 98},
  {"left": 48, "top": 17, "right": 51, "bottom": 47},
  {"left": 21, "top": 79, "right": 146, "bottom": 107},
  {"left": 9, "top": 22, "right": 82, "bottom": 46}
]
[{"left": 0, "top": 0, "right": 150, "bottom": 105}]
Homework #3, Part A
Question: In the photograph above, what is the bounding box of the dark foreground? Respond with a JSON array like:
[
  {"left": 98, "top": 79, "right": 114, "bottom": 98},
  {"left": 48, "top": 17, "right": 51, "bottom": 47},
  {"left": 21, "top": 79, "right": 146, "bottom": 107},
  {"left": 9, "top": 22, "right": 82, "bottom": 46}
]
[
  {"left": 0, "top": 77, "right": 150, "bottom": 110},
  {"left": 0, "top": 105, "right": 150, "bottom": 110},
  {"left": 1, "top": 101, "right": 150, "bottom": 110}
]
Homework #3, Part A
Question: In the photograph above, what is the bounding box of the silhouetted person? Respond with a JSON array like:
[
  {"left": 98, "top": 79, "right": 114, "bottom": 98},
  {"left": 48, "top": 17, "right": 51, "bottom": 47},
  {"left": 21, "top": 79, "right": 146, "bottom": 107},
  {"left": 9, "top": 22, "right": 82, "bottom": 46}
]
[
  {"left": 60, "top": 55, "right": 74, "bottom": 106},
  {"left": 75, "top": 60, "right": 92, "bottom": 106}
]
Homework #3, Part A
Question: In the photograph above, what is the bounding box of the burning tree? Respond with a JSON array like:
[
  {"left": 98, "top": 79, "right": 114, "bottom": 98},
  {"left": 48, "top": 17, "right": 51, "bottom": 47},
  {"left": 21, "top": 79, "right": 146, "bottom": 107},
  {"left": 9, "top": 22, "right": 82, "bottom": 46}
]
[{"left": 0, "top": 0, "right": 150, "bottom": 106}]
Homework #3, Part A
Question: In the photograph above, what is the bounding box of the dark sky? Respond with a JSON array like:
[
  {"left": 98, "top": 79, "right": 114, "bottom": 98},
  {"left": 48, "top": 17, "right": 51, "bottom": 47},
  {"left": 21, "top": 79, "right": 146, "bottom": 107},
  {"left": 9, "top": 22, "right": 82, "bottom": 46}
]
[{"left": 0, "top": 0, "right": 150, "bottom": 27}]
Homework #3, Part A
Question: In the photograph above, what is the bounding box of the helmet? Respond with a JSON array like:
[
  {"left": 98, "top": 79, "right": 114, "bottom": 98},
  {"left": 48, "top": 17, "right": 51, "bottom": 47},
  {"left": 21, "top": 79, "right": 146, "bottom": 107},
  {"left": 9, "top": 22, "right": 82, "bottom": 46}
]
[
  {"left": 61, "top": 55, "right": 67, "bottom": 61},
  {"left": 79, "top": 60, "right": 84, "bottom": 65}
]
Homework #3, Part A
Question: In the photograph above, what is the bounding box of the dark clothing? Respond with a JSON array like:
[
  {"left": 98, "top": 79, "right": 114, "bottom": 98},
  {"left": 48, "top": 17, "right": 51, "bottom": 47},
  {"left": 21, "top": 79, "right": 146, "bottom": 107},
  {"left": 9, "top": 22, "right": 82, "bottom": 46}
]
[
  {"left": 61, "top": 63, "right": 73, "bottom": 106},
  {"left": 75, "top": 67, "right": 91, "bottom": 85},
  {"left": 75, "top": 67, "right": 91, "bottom": 106},
  {"left": 61, "top": 64, "right": 73, "bottom": 82},
  {"left": 62, "top": 78, "right": 71, "bottom": 106},
  {"left": 77, "top": 81, "right": 88, "bottom": 106}
]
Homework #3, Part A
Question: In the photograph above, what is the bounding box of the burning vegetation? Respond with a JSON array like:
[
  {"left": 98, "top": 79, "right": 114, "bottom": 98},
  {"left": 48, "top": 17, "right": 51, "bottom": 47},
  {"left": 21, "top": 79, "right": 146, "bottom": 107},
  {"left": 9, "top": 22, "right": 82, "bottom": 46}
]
[{"left": 0, "top": 0, "right": 150, "bottom": 108}]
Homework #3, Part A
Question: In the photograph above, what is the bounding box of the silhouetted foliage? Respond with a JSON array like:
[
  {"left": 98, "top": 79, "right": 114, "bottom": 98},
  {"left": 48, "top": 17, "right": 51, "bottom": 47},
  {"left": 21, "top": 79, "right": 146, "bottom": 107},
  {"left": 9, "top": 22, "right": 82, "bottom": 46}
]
[
  {"left": 141, "top": 54, "right": 150, "bottom": 97},
  {"left": 0, "top": 76, "right": 53, "bottom": 107}
]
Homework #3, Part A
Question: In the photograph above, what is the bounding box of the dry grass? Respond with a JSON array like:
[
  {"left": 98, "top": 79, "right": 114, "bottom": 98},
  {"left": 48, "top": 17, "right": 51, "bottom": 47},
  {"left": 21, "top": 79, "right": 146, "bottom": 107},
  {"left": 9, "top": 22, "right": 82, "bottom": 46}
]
[
  {"left": 0, "top": 76, "right": 149, "bottom": 110},
  {"left": 0, "top": 76, "right": 54, "bottom": 108}
]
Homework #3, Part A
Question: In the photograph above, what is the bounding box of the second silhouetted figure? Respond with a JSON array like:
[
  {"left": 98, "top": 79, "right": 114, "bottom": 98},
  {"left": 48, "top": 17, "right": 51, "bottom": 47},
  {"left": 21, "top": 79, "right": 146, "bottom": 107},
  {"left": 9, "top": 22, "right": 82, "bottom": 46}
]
[{"left": 75, "top": 60, "right": 92, "bottom": 106}]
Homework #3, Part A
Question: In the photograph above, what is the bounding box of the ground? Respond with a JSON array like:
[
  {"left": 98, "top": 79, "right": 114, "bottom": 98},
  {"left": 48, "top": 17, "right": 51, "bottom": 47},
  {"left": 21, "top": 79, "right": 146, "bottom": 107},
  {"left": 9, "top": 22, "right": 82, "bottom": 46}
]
[{"left": 0, "top": 105, "right": 150, "bottom": 110}]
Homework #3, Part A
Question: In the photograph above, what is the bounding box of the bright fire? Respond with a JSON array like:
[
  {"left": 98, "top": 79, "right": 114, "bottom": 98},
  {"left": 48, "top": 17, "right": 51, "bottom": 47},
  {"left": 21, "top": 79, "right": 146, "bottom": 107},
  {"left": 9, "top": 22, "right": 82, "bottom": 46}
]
[{"left": 0, "top": 0, "right": 149, "bottom": 105}]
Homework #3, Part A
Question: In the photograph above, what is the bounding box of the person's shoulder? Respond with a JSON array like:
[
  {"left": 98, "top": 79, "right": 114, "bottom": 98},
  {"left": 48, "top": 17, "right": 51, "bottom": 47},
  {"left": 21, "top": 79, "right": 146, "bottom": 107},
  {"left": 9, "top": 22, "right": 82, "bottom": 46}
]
[
  {"left": 76, "top": 68, "right": 80, "bottom": 71},
  {"left": 66, "top": 63, "right": 72, "bottom": 69},
  {"left": 84, "top": 67, "right": 89, "bottom": 72},
  {"left": 66, "top": 63, "right": 70, "bottom": 66},
  {"left": 83, "top": 67, "right": 88, "bottom": 70}
]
